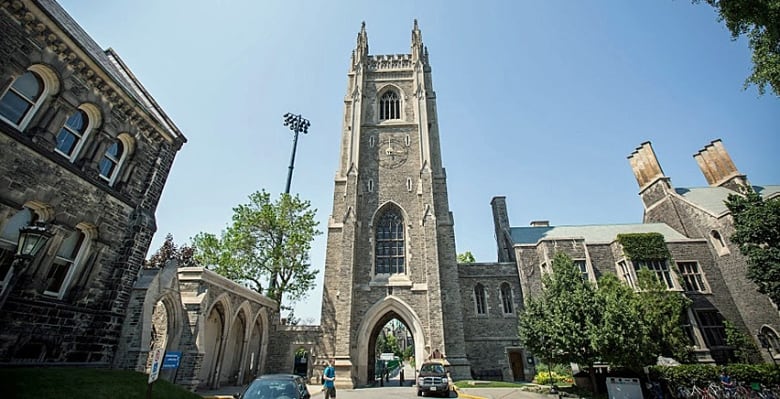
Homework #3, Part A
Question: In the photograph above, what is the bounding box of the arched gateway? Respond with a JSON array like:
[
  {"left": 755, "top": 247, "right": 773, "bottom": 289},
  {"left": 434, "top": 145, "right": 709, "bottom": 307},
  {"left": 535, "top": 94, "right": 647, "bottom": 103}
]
[{"left": 319, "top": 21, "right": 471, "bottom": 387}]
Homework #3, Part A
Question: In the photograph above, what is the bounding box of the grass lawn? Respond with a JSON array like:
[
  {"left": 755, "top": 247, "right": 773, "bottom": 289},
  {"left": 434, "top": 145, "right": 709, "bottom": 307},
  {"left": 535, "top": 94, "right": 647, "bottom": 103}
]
[{"left": 0, "top": 367, "right": 202, "bottom": 399}]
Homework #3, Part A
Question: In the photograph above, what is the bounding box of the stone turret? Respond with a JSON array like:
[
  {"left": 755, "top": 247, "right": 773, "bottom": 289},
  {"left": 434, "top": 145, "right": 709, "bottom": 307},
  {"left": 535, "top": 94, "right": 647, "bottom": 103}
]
[
  {"left": 693, "top": 139, "right": 750, "bottom": 192},
  {"left": 491, "top": 196, "right": 514, "bottom": 262}
]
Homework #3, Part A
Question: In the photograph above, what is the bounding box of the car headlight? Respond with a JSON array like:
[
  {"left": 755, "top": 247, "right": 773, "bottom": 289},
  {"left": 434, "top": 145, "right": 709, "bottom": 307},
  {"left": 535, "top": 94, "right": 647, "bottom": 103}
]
[
  {"left": 442, "top": 377, "right": 448, "bottom": 384},
  {"left": 418, "top": 377, "right": 424, "bottom": 385}
]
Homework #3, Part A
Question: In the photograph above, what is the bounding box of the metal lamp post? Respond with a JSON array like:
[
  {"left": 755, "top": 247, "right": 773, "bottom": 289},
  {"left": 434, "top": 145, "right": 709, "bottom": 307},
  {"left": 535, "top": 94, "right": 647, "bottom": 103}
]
[
  {"left": 0, "top": 222, "right": 53, "bottom": 311},
  {"left": 282, "top": 113, "right": 310, "bottom": 195},
  {"left": 757, "top": 332, "right": 778, "bottom": 366}
]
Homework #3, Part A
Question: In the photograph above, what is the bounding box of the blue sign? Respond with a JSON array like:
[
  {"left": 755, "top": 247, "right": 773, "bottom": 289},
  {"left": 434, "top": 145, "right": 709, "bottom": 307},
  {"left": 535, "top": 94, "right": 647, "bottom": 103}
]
[{"left": 162, "top": 351, "right": 181, "bottom": 369}]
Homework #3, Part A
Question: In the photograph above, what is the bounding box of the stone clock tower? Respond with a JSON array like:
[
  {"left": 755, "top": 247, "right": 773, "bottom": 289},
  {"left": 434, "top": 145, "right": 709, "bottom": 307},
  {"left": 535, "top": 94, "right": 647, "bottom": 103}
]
[{"left": 319, "top": 21, "right": 470, "bottom": 386}]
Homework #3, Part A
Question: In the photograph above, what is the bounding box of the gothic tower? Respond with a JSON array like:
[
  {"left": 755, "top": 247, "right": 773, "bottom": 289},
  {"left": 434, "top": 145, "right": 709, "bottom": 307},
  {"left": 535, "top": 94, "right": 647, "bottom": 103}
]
[{"left": 320, "top": 21, "right": 470, "bottom": 386}]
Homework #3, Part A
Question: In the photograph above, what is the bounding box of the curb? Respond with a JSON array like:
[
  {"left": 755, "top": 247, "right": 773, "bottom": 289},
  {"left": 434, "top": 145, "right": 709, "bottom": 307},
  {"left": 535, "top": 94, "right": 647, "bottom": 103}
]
[{"left": 454, "top": 386, "right": 489, "bottom": 399}]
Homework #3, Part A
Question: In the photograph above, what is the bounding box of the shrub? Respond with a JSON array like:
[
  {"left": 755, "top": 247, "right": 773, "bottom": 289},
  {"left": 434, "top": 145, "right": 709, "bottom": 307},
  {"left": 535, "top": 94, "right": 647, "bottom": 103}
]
[
  {"left": 534, "top": 370, "right": 573, "bottom": 385},
  {"left": 648, "top": 364, "right": 780, "bottom": 389}
]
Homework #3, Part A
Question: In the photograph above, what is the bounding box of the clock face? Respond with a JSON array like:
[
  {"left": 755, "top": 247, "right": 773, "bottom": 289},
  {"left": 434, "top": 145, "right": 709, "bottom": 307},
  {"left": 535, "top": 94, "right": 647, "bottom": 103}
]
[{"left": 378, "top": 137, "right": 409, "bottom": 169}]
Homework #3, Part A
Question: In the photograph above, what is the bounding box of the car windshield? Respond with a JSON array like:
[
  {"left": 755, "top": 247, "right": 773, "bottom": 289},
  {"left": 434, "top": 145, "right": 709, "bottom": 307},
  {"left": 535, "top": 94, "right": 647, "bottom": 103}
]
[
  {"left": 420, "top": 364, "right": 445, "bottom": 374},
  {"left": 242, "top": 379, "right": 300, "bottom": 399}
]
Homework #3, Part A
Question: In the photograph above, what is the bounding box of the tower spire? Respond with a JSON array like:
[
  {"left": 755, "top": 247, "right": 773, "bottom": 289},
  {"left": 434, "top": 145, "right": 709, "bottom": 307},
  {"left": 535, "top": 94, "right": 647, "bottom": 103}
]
[
  {"left": 354, "top": 21, "right": 368, "bottom": 65},
  {"left": 411, "top": 19, "right": 426, "bottom": 64}
]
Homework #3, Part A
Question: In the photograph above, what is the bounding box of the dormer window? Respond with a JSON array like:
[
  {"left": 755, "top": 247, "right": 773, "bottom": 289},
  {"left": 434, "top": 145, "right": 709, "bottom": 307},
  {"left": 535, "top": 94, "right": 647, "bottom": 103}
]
[{"left": 379, "top": 90, "right": 400, "bottom": 120}]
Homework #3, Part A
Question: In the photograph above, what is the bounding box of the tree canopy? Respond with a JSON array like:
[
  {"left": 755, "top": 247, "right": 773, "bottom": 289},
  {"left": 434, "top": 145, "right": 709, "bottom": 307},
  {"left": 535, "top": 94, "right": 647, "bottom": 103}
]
[
  {"left": 145, "top": 233, "right": 196, "bottom": 268},
  {"left": 695, "top": 0, "right": 780, "bottom": 96},
  {"left": 725, "top": 190, "right": 780, "bottom": 306},
  {"left": 519, "top": 252, "right": 693, "bottom": 391},
  {"left": 191, "top": 190, "right": 322, "bottom": 312},
  {"left": 457, "top": 251, "right": 476, "bottom": 263}
]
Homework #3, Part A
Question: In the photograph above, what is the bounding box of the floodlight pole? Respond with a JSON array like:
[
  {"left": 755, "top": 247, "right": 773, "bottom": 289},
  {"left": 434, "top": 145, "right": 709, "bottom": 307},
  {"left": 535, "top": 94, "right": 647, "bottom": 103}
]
[{"left": 282, "top": 113, "right": 310, "bottom": 194}]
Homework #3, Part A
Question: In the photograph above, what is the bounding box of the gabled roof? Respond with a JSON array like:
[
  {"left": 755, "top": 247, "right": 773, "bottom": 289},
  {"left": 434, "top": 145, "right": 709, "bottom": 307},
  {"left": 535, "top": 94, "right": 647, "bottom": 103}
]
[
  {"left": 674, "top": 185, "right": 780, "bottom": 216},
  {"left": 34, "top": 0, "right": 184, "bottom": 141},
  {"left": 510, "top": 223, "right": 689, "bottom": 245}
]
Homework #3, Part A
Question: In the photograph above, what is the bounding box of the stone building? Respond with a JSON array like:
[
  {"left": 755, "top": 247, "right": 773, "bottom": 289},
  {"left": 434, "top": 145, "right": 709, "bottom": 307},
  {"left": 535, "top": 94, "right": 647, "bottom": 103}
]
[
  {"left": 0, "top": 0, "right": 186, "bottom": 365},
  {"left": 314, "top": 21, "right": 779, "bottom": 387},
  {"left": 489, "top": 140, "right": 780, "bottom": 368}
]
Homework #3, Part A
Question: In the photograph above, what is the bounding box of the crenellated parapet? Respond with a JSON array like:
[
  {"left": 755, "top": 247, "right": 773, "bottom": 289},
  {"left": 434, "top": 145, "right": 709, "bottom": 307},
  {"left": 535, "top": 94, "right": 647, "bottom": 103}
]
[{"left": 368, "top": 54, "right": 414, "bottom": 71}]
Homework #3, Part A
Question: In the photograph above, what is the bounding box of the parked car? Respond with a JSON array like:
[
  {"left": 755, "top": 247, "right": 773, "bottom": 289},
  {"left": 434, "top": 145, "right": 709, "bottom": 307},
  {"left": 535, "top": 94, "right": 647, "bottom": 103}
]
[
  {"left": 234, "top": 374, "right": 311, "bottom": 399},
  {"left": 417, "top": 359, "right": 452, "bottom": 397}
]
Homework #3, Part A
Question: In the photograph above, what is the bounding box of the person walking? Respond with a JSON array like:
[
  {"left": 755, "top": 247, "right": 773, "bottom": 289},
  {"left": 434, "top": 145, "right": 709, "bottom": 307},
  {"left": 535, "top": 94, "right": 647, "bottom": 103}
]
[{"left": 323, "top": 358, "right": 336, "bottom": 399}]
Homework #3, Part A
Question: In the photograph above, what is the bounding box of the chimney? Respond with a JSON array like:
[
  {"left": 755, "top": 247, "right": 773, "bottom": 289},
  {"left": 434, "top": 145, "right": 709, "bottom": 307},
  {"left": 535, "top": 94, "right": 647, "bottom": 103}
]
[
  {"left": 490, "top": 196, "right": 514, "bottom": 262},
  {"left": 627, "top": 141, "right": 667, "bottom": 190},
  {"left": 530, "top": 220, "right": 550, "bottom": 227},
  {"left": 693, "top": 139, "right": 749, "bottom": 191}
]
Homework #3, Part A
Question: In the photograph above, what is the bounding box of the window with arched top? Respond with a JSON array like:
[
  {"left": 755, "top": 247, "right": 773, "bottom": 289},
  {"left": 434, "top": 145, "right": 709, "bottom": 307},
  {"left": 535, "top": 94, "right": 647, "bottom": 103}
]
[
  {"left": 375, "top": 208, "right": 405, "bottom": 274},
  {"left": 474, "top": 283, "right": 487, "bottom": 315},
  {"left": 379, "top": 90, "right": 400, "bottom": 120},
  {"left": 55, "top": 110, "right": 89, "bottom": 160},
  {"left": 45, "top": 228, "right": 89, "bottom": 298},
  {"left": 500, "top": 282, "right": 513, "bottom": 314},
  {"left": 0, "top": 209, "right": 36, "bottom": 293},
  {"left": 0, "top": 71, "right": 44, "bottom": 128},
  {"left": 99, "top": 140, "right": 124, "bottom": 184}
]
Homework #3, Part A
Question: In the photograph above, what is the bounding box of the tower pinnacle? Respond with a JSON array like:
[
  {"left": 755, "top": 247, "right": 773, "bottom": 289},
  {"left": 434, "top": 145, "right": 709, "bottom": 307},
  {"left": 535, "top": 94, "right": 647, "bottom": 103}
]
[{"left": 411, "top": 19, "right": 426, "bottom": 64}]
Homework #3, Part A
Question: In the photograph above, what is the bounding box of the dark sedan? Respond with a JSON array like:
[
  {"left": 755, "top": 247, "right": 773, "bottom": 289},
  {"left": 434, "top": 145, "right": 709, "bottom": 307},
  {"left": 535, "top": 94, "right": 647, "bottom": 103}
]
[{"left": 235, "top": 374, "right": 311, "bottom": 399}]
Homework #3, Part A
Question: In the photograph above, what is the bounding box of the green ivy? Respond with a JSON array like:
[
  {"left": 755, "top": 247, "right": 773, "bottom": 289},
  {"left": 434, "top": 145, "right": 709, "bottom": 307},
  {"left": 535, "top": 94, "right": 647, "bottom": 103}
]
[{"left": 617, "top": 233, "right": 670, "bottom": 260}]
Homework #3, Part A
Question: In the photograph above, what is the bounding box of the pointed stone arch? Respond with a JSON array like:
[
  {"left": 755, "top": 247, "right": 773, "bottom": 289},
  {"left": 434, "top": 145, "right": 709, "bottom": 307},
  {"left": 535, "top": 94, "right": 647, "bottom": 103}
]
[
  {"left": 354, "top": 295, "right": 426, "bottom": 385},
  {"left": 243, "top": 307, "right": 270, "bottom": 383},
  {"left": 199, "top": 295, "right": 231, "bottom": 389}
]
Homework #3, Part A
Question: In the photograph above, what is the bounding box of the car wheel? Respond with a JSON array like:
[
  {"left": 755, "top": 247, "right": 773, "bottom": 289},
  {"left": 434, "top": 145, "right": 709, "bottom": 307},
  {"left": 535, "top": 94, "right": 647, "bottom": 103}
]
[{"left": 417, "top": 390, "right": 422, "bottom": 397}]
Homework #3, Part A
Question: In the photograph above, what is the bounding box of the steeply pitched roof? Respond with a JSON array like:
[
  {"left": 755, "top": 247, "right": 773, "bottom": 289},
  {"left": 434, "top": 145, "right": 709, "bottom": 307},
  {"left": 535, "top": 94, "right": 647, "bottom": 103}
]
[
  {"left": 674, "top": 185, "right": 780, "bottom": 216},
  {"left": 34, "top": 0, "right": 184, "bottom": 141},
  {"left": 510, "top": 223, "right": 689, "bottom": 245}
]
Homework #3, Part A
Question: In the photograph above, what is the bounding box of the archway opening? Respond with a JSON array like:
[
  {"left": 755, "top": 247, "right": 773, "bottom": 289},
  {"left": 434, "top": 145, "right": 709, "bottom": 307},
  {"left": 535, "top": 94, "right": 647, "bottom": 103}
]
[
  {"left": 199, "top": 302, "right": 226, "bottom": 388},
  {"left": 293, "top": 347, "right": 310, "bottom": 378},
  {"left": 366, "top": 311, "right": 414, "bottom": 387}
]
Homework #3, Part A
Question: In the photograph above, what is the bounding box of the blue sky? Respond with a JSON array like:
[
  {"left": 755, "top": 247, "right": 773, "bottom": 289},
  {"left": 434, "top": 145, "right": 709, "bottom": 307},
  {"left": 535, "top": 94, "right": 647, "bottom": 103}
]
[{"left": 59, "top": 1, "right": 779, "bottom": 323}]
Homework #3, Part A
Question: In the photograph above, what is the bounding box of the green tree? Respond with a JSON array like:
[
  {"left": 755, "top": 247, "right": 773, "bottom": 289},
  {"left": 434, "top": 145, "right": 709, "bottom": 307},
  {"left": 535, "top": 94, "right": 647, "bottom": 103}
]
[
  {"left": 457, "top": 251, "right": 476, "bottom": 263},
  {"left": 694, "top": 0, "right": 780, "bottom": 96},
  {"left": 518, "top": 252, "right": 602, "bottom": 390},
  {"left": 191, "top": 190, "right": 322, "bottom": 312},
  {"left": 589, "top": 273, "right": 653, "bottom": 372},
  {"left": 145, "top": 233, "right": 196, "bottom": 268},
  {"left": 635, "top": 269, "right": 694, "bottom": 363},
  {"left": 725, "top": 190, "right": 780, "bottom": 306}
]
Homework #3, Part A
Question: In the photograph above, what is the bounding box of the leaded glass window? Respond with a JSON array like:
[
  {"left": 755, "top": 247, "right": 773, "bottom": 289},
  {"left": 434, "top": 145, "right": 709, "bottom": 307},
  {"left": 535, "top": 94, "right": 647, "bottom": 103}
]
[
  {"left": 375, "top": 209, "right": 404, "bottom": 274},
  {"left": 475, "top": 283, "right": 486, "bottom": 315},
  {"left": 379, "top": 91, "right": 400, "bottom": 120},
  {"left": 500, "top": 282, "right": 513, "bottom": 314}
]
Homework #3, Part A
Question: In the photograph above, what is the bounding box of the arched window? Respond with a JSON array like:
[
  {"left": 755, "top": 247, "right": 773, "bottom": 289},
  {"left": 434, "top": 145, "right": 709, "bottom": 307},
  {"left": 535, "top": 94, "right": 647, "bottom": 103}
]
[
  {"left": 375, "top": 208, "right": 404, "bottom": 274},
  {"left": 44, "top": 228, "right": 87, "bottom": 297},
  {"left": 474, "top": 283, "right": 487, "bottom": 315},
  {"left": 99, "top": 140, "right": 124, "bottom": 184},
  {"left": 379, "top": 90, "right": 400, "bottom": 120},
  {"left": 55, "top": 110, "right": 89, "bottom": 160},
  {"left": 500, "top": 282, "right": 513, "bottom": 314},
  {"left": 0, "top": 71, "right": 44, "bottom": 127},
  {"left": 0, "top": 209, "right": 35, "bottom": 292}
]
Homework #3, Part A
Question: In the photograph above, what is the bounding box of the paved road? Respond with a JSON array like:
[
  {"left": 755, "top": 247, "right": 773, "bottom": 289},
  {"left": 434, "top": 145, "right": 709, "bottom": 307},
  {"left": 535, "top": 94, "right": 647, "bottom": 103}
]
[{"left": 201, "top": 384, "right": 552, "bottom": 399}]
